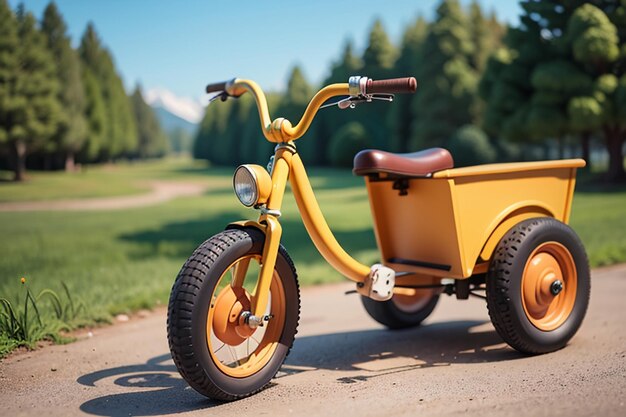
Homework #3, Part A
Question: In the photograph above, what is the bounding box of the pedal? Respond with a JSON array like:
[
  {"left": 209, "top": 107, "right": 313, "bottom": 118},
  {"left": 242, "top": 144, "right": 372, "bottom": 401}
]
[{"left": 357, "top": 264, "right": 395, "bottom": 301}]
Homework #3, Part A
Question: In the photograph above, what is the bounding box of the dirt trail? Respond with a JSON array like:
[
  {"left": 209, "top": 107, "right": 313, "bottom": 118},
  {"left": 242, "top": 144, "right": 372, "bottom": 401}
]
[
  {"left": 0, "top": 181, "right": 208, "bottom": 212},
  {"left": 0, "top": 264, "right": 624, "bottom": 417}
]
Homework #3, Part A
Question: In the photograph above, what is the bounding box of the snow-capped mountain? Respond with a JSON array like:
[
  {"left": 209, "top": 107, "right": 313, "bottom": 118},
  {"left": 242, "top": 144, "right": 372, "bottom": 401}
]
[
  {"left": 145, "top": 88, "right": 205, "bottom": 125},
  {"left": 152, "top": 106, "right": 197, "bottom": 136}
]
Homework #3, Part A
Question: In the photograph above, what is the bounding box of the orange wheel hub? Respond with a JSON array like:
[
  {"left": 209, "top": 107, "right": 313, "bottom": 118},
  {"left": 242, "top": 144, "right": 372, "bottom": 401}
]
[
  {"left": 212, "top": 286, "right": 255, "bottom": 345},
  {"left": 206, "top": 259, "right": 287, "bottom": 378},
  {"left": 521, "top": 242, "right": 577, "bottom": 331}
]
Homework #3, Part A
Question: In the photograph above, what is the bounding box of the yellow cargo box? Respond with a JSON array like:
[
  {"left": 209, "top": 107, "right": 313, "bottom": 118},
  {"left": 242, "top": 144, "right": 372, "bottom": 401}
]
[{"left": 364, "top": 159, "right": 586, "bottom": 279}]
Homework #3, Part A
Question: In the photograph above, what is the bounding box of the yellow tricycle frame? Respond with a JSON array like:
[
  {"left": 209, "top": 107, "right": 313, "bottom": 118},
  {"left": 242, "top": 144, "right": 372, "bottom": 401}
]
[
  {"left": 219, "top": 78, "right": 585, "bottom": 318},
  {"left": 224, "top": 79, "right": 370, "bottom": 317}
]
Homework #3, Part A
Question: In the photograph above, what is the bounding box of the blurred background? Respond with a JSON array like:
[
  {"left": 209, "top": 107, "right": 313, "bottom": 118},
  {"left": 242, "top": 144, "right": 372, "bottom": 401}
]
[
  {"left": 1, "top": 0, "right": 625, "bottom": 180},
  {"left": 0, "top": 0, "right": 625, "bottom": 355}
]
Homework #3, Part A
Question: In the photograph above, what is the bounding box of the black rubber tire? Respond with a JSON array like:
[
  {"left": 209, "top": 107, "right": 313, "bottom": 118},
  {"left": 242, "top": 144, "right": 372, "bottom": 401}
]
[
  {"left": 486, "top": 217, "right": 590, "bottom": 354},
  {"left": 167, "top": 228, "right": 300, "bottom": 401},
  {"left": 360, "top": 292, "right": 439, "bottom": 329}
]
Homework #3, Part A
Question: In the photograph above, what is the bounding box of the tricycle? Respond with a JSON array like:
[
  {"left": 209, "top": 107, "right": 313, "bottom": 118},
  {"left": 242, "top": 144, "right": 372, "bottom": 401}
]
[{"left": 167, "top": 76, "right": 590, "bottom": 401}]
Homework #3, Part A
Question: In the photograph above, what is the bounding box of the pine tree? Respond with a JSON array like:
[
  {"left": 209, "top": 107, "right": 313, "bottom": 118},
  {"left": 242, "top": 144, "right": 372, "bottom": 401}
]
[
  {"left": 79, "top": 23, "right": 107, "bottom": 161},
  {"left": 325, "top": 40, "right": 362, "bottom": 84},
  {"left": 388, "top": 16, "right": 428, "bottom": 152},
  {"left": 276, "top": 66, "right": 315, "bottom": 163},
  {"left": 100, "top": 50, "right": 138, "bottom": 158},
  {"left": 42, "top": 2, "right": 87, "bottom": 171},
  {"left": 193, "top": 106, "right": 213, "bottom": 162},
  {"left": 354, "top": 20, "right": 398, "bottom": 151},
  {"left": 222, "top": 94, "right": 254, "bottom": 165},
  {"left": 131, "top": 86, "right": 168, "bottom": 158},
  {"left": 468, "top": 2, "right": 505, "bottom": 126},
  {"left": 240, "top": 92, "right": 280, "bottom": 165},
  {"left": 410, "top": 0, "right": 478, "bottom": 150},
  {"left": 278, "top": 66, "right": 313, "bottom": 122},
  {"left": 469, "top": 1, "right": 504, "bottom": 73},
  {"left": 362, "top": 19, "right": 398, "bottom": 80},
  {"left": 2, "top": 6, "right": 61, "bottom": 180},
  {"left": 314, "top": 41, "right": 363, "bottom": 165},
  {"left": 0, "top": 0, "right": 20, "bottom": 160},
  {"left": 195, "top": 97, "right": 235, "bottom": 165},
  {"left": 79, "top": 23, "right": 137, "bottom": 161}
]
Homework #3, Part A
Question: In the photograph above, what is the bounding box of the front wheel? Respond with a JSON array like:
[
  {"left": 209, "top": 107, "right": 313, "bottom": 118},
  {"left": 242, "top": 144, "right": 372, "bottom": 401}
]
[
  {"left": 486, "top": 217, "right": 590, "bottom": 354},
  {"left": 167, "top": 228, "right": 300, "bottom": 401}
]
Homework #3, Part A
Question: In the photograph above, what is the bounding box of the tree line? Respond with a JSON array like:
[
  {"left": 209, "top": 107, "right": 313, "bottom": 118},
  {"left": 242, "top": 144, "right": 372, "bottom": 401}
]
[
  {"left": 0, "top": 0, "right": 168, "bottom": 181},
  {"left": 195, "top": 0, "right": 626, "bottom": 182}
]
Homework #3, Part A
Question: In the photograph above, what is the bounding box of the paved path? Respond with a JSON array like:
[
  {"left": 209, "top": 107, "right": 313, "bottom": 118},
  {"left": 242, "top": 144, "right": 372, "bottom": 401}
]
[
  {"left": 1, "top": 265, "right": 624, "bottom": 417},
  {"left": 0, "top": 181, "right": 208, "bottom": 212}
]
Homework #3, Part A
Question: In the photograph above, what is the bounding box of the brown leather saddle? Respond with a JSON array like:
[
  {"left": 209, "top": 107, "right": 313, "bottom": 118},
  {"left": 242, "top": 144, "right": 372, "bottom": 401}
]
[{"left": 353, "top": 148, "right": 454, "bottom": 178}]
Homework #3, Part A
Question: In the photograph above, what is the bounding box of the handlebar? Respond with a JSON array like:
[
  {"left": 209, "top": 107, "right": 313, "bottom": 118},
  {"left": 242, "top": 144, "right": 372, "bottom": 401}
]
[
  {"left": 205, "top": 80, "right": 229, "bottom": 94},
  {"left": 205, "top": 76, "right": 417, "bottom": 143},
  {"left": 366, "top": 77, "right": 417, "bottom": 94}
]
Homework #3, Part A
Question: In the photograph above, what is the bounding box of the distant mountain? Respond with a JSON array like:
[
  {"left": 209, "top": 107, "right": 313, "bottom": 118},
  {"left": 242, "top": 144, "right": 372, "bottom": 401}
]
[
  {"left": 152, "top": 105, "right": 198, "bottom": 136},
  {"left": 145, "top": 87, "right": 205, "bottom": 135}
]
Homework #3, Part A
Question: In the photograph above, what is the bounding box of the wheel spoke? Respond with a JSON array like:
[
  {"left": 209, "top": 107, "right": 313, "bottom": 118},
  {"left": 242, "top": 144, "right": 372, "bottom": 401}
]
[
  {"left": 227, "top": 345, "right": 238, "bottom": 365},
  {"left": 214, "top": 342, "right": 226, "bottom": 354}
]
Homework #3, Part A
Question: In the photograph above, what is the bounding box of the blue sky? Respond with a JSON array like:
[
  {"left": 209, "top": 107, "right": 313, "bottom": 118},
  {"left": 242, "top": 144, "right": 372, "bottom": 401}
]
[{"left": 10, "top": 0, "right": 521, "bottom": 101}]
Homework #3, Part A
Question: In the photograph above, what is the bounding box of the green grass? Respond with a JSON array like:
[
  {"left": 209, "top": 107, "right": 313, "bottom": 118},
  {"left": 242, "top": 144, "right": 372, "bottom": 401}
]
[
  {"left": 0, "top": 158, "right": 221, "bottom": 202},
  {"left": 0, "top": 162, "right": 379, "bottom": 346},
  {"left": 0, "top": 280, "right": 85, "bottom": 353},
  {"left": 0, "top": 158, "right": 625, "bottom": 355},
  {"left": 569, "top": 183, "right": 626, "bottom": 267}
]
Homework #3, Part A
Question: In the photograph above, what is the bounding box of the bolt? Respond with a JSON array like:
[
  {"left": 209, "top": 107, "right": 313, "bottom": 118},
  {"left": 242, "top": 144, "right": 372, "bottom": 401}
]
[{"left": 550, "top": 280, "right": 563, "bottom": 296}]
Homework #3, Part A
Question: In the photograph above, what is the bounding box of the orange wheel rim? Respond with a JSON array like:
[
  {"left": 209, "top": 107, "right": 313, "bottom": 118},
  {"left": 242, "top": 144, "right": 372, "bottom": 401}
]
[
  {"left": 521, "top": 242, "right": 577, "bottom": 331},
  {"left": 206, "top": 255, "right": 286, "bottom": 378}
]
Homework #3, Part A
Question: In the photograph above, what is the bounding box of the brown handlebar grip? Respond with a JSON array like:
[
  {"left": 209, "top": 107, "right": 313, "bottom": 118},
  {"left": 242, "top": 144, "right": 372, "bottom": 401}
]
[
  {"left": 205, "top": 80, "right": 229, "bottom": 94},
  {"left": 366, "top": 77, "right": 418, "bottom": 94}
]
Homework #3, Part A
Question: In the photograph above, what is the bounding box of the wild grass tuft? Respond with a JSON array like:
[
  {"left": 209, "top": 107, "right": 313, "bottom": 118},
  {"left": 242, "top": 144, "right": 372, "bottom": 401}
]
[{"left": 0, "top": 278, "right": 88, "bottom": 357}]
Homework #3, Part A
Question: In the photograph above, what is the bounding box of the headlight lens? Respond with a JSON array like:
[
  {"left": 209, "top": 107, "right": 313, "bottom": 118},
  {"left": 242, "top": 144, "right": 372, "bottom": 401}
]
[
  {"left": 233, "top": 166, "right": 257, "bottom": 207},
  {"left": 233, "top": 165, "right": 272, "bottom": 207}
]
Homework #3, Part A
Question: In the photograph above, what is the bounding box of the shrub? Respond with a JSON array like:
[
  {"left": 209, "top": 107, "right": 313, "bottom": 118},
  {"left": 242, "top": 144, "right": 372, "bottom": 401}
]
[
  {"left": 328, "top": 122, "right": 371, "bottom": 168},
  {"left": 447, "top": 124, "right": 497, "bottom": 167}
]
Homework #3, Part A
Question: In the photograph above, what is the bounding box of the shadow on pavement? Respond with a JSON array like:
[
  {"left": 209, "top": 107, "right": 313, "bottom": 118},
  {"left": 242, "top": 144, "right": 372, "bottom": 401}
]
[
  {"left": 78, "top": 354, "right": 219, "bottom": 416},
  {"left": 283, "top": 320, "right": 521, "bottom": 383},
  {"left": 77, "top": 320, "right": 520, "bottom": 416}
]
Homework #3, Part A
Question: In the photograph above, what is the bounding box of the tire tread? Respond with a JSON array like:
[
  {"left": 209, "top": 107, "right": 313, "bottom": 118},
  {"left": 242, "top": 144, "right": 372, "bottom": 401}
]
[
  {"left": 167, "top": 229, "right": 300, "bottom": 401},
  {"left": 486, "top": 218, "right": 590, "bottom": 354}
]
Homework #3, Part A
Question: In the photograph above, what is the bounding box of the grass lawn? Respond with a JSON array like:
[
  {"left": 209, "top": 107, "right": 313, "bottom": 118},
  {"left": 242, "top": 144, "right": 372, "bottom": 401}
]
[
  {"left": 0, "top": 158, "right": 223, "bottom": 202},
  {"left": 0, "top": 158, "right": 625, "bottom": 354}
]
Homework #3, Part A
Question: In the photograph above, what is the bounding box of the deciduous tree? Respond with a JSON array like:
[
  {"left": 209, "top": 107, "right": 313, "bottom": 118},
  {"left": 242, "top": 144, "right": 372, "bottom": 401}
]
[{"left": 480, "top": 1, "right": 626, "bottom": 180}]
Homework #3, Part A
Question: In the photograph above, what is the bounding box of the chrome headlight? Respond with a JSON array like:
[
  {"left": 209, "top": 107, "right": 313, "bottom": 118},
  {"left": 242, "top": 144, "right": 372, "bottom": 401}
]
[{"left": 233, "top": 165, "right": 272, "bottom": 207}]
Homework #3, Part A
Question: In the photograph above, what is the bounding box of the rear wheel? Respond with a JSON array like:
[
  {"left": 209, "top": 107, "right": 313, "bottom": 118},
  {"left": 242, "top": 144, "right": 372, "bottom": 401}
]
[
  {"left": 361, "top": 289, "right": 439, "bottom": 329},
  {"left": 167, "top": 228, "right": 299, "bottom": 401},
  {"left": 486, "top": 217, "right": 590, "bottom": 354}
]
